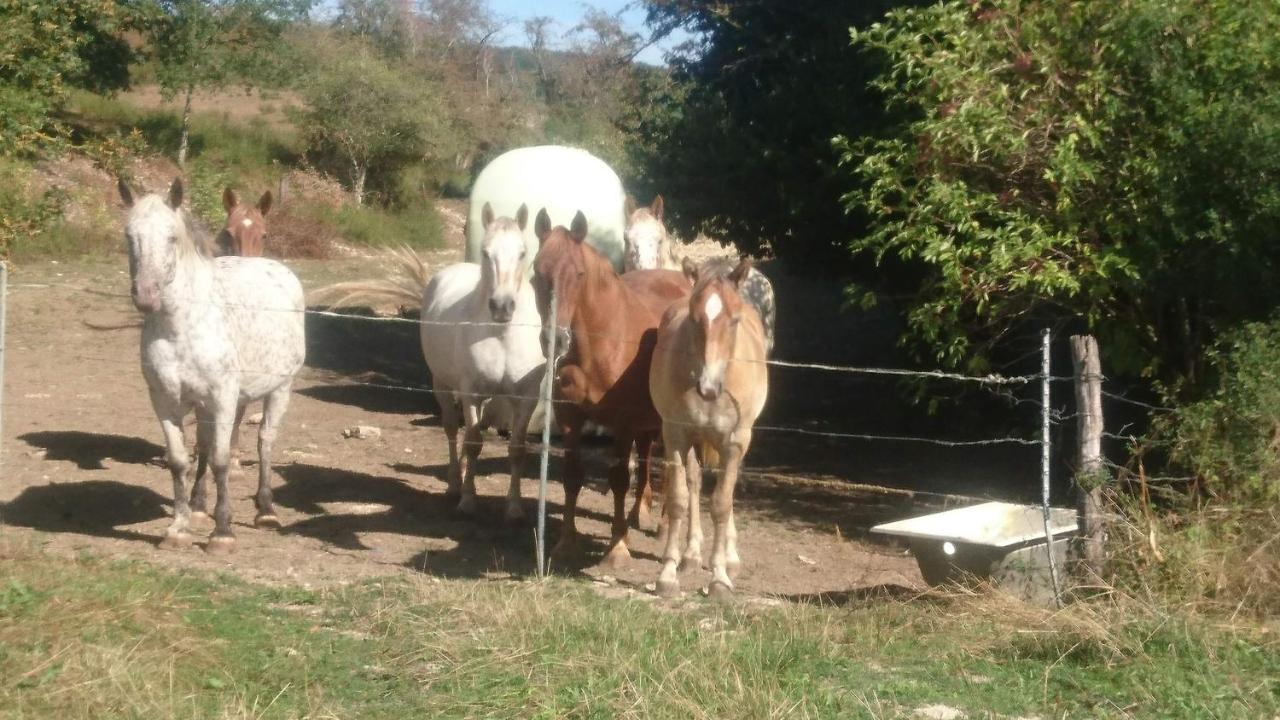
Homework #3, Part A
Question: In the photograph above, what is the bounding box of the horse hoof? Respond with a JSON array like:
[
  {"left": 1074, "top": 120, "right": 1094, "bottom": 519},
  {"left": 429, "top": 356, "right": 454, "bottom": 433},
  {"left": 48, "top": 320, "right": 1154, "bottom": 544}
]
[
  {"left": 707, "top": 581, "right": 734, "bottom": 602},
  {"left": 656, "top": 578, "right": 681, "bottom": 599},
  {"left": 205, "top": 536, "right": 236, "bottom": 555},
  {"left": 455, "top": 496, "right": 478, "bottom": 517},
  {"left": 158, "top": 533, "right": 193, "bottom": 551},
  {"left": 600, "top": 544, "right": 631, "bottom": 570},
  {"left": 254, "top": 513, "right": 281, "bottom": 529},
  {"left": 549, "top": 540, "right": 580, "bottom": 567}
]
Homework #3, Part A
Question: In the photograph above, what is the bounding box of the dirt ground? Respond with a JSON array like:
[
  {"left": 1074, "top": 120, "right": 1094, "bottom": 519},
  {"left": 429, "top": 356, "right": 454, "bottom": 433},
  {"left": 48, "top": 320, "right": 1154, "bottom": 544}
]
[{"left": 0, "top": 215, "right": 1044, "bottom": 603}]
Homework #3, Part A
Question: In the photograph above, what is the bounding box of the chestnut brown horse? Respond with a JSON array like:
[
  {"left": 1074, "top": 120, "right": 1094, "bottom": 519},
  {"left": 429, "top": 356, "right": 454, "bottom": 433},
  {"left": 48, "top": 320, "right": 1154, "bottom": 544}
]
[
  {"left": 219, "top": 187, "right": 273, "bottom": 256},
  {"left": 650, "top": 257, "right": 769, "bottom": 599},
  {"left": 532, "top": 208, "right": 690, "bottom": 568}
]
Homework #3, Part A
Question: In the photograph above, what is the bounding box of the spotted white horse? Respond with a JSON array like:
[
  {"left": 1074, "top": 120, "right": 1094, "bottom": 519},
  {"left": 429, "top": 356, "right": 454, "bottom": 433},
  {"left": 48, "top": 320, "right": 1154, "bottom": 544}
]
[{"left": 118, "top": 177, "right": 305, "bottom": 553}]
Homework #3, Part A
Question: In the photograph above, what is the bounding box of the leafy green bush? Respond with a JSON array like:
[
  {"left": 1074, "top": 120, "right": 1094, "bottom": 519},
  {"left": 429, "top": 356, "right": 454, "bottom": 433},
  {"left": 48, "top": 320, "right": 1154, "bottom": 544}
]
[
  {"left": 842, "top": 0, "right": 1280, "bottom": 385},
  {"left": 1162, "top": 318, "right": 1280, "bottom": 503}
]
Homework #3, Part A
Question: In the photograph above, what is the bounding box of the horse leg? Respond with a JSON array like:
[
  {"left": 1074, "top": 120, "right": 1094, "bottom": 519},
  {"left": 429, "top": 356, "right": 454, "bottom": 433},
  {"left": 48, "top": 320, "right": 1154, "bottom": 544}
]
[
  {"left": 681, "top": 443, "right": 705, "bottom": 571},
  {"left": 189, "top": 413, "right": 212, "bottom": 522},
  {"left": 253, "top": 385, "right": 291, "bottom": 529},
  {"left": 708, "top": 431, "right": 749, "bottom": 600},
  {"left": 205, "top": 394, "right": 238, "bottom": 555},
  {"left": 601, "top": 428, "right": 636, "bottom": 569},
  {"left": 504, "top": 396, "right": 538, "bottom": 525},
  {"left": 228, "top": 403, "right": 247, "bottom": 478},
  {"left": 550, "top": 420, "right": 585, "bottom": 567},
  {"left": 656, "top": 425, "right": 691, "bottom": 598},
  {"left": 456, "top": 397, "right": 484, "bottom": 516},
  {"left": 628, "top": 434, "right": 656, "bottom": 531},
  {"left": 158, "top": 413, "right": 195, "bottom": 550},
  {"left": 436, "top": 389, "right": 462, "bottom": 500}
]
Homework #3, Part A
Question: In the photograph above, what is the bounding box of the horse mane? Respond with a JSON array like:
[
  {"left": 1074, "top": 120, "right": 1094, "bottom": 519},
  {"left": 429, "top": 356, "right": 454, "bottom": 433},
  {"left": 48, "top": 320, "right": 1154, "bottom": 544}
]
[{"left": 179, "top": 208, "right": 219, "bottom": 259}]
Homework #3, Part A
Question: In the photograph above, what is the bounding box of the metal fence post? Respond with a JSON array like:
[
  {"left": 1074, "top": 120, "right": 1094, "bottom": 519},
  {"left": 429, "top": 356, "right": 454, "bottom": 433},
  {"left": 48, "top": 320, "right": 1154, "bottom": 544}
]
[
  {"left": 1041, "top": 328, "right": 1063, "bottom": 607},
  {"left": 535, "top": 289, "right": 557, "bottom": 578},
  {"left": 0, "top": 261, "right": 7, "bottom": 471}
]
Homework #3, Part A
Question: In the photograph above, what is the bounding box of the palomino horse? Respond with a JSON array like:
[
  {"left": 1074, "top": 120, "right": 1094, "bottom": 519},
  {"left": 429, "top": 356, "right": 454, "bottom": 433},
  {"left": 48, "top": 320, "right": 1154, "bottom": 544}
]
[
  {"left": 317, "top": 204, "right": 544, "bottom": 522},
  {"left": 650, "top": 257, "right": 769, "bottom": 599},
  {"left": 218, "top": 187, "right": 273, "bottom": 256},
  {"left": 532, "top": 208, "right": 691, "bottom": 567},
  {"left": 118, "top": 177, "right": 305, "bottom": 552},
  {"left": 624, "top": 195, "right": 679, "bottom": 271}
]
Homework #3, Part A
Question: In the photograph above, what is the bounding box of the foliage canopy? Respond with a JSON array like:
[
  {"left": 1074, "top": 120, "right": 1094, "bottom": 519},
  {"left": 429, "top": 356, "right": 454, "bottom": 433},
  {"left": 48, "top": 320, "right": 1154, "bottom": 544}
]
[{"left": 841, "top": 0, "right": 1280, "bottom": 385}]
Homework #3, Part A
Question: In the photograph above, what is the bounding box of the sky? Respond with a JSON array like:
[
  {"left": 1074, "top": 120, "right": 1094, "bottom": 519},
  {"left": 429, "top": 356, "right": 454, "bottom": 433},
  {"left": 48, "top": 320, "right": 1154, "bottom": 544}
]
[{"left": 485, "top": 0, "right": 689, "bottom": 66}]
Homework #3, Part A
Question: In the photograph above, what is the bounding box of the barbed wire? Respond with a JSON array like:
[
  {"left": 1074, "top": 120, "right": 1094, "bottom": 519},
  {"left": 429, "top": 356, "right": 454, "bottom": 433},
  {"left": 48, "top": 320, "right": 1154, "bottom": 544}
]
[
  {"left": 11, "top": 280, "right": 1063, "bottom": 386},
  {"left": 1, "top": 348, "right": 1044, "bottom": 447}
]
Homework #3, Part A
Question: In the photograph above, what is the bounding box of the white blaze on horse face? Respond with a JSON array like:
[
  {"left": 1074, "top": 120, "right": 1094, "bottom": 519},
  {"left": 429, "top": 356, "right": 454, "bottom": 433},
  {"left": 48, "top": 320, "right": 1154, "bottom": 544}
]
[
  {"left": 241, "top": 218, "right": 253, "bottom": 228},
  {"left": 483, "top": 221, "right": 527, "bottom": 322},
  {"left": 624, "top": 215, "right": 665, "bottom": 271},
  {"left": 126, "top": 196, "right": 182, "bottom": 312},
  {"left": 704, "top": 292, "right": 723, "bottom": 322}
]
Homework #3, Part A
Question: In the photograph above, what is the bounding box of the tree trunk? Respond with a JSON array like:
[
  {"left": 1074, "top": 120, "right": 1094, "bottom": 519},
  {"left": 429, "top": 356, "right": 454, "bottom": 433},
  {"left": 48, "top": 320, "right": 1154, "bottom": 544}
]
[
  {"left": 1070, "top": 334, "right": 1106, "bottom": 583},
  {"left": 177, "top": 84, "right": 195, "bottom": 166},
  {"left": 352, "top": 163, "right": 367, "bottom": 206}
]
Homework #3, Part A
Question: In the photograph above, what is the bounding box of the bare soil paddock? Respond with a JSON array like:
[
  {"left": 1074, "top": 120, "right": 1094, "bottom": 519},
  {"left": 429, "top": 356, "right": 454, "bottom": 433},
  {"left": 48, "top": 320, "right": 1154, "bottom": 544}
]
[{"left": 0, "top": 229, "right": 1041, "bottom": 602}]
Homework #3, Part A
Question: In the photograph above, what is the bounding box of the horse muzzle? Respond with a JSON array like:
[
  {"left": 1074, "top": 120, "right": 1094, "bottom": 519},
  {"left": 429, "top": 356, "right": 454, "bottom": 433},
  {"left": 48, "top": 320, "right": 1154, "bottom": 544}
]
[
  {"left": 488, "top": 296, "right": 515, "bottom": 323},
  {"left": 132, "top": 283, "right": 161, "bottom": 313},
  {"left": 542, "top": 325, "right": 572, "bottom": 358}
]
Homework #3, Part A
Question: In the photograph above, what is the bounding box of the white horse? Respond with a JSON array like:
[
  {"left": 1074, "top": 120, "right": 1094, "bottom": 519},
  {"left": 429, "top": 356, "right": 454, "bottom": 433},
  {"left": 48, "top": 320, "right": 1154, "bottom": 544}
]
[
  {"left": 624, "top": 195, "right": 680, "bottom": 272},
  {"left": 320, "top": 204, "right": 544, "bottom": 522},
  {"left": 118, "top": 177, "right": 305, "bottom": 553},
  {"left": 467, "top": 145, "right": 629, "bottom": 275}
]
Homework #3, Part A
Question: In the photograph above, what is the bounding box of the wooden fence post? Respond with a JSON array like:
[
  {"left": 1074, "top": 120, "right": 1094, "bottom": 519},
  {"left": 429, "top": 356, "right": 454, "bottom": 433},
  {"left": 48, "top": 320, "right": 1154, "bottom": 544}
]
[{"left": 1070, "top": 334, "right": 1105, "bottom": 581}]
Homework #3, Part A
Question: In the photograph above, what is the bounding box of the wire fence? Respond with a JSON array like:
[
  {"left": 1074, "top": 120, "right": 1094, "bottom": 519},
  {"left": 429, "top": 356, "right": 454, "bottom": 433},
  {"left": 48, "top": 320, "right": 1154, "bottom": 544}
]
[{"left": 0, "top": 275, "right": 1142, "bottom": 599}]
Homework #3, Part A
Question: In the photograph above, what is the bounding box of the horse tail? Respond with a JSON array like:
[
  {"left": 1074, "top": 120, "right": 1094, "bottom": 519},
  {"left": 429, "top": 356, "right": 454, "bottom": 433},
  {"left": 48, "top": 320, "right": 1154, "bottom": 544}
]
[{"left": 307, "top": 244, "right": 428, "bottom": 309}]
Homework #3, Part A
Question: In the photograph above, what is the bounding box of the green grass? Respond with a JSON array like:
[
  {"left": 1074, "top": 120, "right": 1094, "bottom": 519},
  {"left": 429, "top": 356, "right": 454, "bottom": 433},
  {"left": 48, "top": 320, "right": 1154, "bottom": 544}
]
[
  {"left": 303, "top": 201, "right": 444, "bottom": 250},
  {"left": 1, "top": 544, "right": 1275, "bottom": 719}
]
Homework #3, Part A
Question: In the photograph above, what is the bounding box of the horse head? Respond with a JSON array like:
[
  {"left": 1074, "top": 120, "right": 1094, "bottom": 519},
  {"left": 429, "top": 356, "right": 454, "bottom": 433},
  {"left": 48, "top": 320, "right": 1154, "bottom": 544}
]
[
  {"left": 118, "top": 177, "right": 207, "bottom": 314},
  {"left": 221, "top": 187, "right": 272, "bottom": 256},
  {"left": 532, "top": 207, "right": 594, "bottom": 358},
  {"left": 683, "top": 256, "right": 753, "bottom": 401},
  {"left": 478, "top": 201, "right": 530, "bottom": 323},
  {"left": 624, "top": 194, "right": 668, "bottom": 271}
]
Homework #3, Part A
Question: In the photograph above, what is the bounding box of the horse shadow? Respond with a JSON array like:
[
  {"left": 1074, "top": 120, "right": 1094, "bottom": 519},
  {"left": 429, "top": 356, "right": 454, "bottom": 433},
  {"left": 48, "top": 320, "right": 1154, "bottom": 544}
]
[
  {"left": 272, "top": 460, "right": 647, "bottom": 578},
  {"left": 0, "top": 479, "right": 170, "bottom": 542},
  {"left": 19, "top": 430, "right": 164, "bottom": 471}
]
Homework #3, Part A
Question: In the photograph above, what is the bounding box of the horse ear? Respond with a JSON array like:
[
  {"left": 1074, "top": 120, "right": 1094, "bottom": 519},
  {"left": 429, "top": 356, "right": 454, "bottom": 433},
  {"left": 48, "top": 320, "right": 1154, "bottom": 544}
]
[
  {"left": 681, "top": 256, "right": 699, "bottom": 285},
  {"left": 481, "top": 201, "right": 495, "bottom": 230},
  {"left": 167, "top": 177, "right": 184, "bottom": 209},
  {"left": 570, "top": 211, "right": 587, "bottom": 243},
  {"left": 534, "top": 208, "right": 552, "bottom": 244},
  {"left": 729, "top": 257, "right": 753, "bottom": 286},
  {"left": 223, "top": 187, "right": 238, "bottom": 214},
  {"left": 515, "top": 203, "right": 529, "bottom": 231},
  {"left": 117, "top": 177, "right": 134, "bottom": 208},
  {"left": 257, "top": 190, "right": 273, "bottom": 216},
  {"left": 651, "top": 194, "right": 665, "bottom": 222},
  {"left": 624, "top": 194, "right": 637, "bottom": 218}
]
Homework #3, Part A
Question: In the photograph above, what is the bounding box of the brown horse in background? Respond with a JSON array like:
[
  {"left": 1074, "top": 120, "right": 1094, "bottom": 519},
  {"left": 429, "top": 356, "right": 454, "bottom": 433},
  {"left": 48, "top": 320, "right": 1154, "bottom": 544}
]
[
  {"left": 532, "top": 208, "right": 690, "bottom": 568},
  {"left": 219, "top": 187, "right": 273, "bottom": 256}
]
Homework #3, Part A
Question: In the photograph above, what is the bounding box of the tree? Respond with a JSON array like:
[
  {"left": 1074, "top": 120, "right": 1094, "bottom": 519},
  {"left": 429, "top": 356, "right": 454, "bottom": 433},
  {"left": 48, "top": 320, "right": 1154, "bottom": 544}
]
[
  {"left": 634, "top": 0, "right": 917, "bottom": 268},
  {"left": 0, "top": 0, "right": 136, "bottom": 153},
  {"left": 841, "top": 0, "right": 1280, "bottom": 388},
  {"left": 145, "top": 0, "right": 309, "bottom": 165},
  {"left": 291, "top": 31, "right": 444, "bottom": 204}
]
